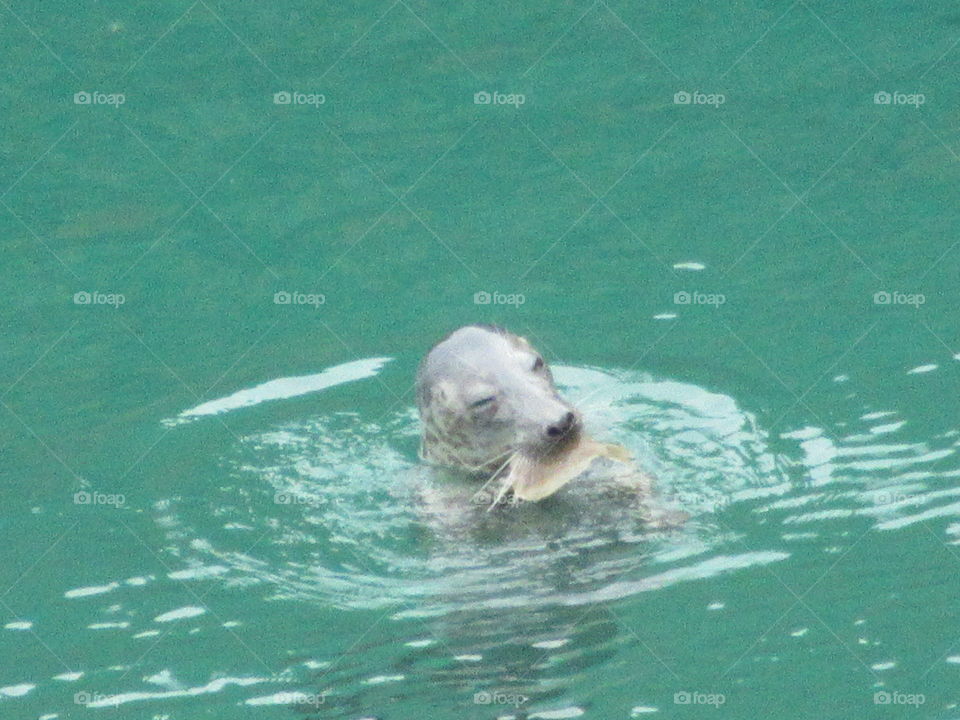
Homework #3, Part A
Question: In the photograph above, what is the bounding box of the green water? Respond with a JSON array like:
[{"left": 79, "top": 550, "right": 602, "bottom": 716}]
[{"left": 3, "top": 1, "right": 960, "bottom": 718}]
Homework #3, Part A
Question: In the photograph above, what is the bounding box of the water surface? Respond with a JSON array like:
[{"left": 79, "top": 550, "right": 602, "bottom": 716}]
[{"left": 3, "top": 1, "right": 960, "bottom": 718}]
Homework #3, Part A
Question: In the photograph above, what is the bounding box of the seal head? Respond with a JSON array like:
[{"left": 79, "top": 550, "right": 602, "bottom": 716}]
[{"left": 416, "top": 325, "right": 582, "bottom": 475}]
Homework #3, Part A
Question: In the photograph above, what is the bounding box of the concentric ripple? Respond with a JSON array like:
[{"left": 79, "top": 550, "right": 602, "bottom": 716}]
[{"left": 155, "top": 362, "right": 792, "bottom": 616}]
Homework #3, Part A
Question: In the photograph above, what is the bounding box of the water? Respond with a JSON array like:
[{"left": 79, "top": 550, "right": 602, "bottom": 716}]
[{"left": 2, "top": 1, "right": 960, "bottom": 718}]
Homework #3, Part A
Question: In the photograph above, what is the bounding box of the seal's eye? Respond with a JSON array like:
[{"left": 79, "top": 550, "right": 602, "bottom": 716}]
[
  {"left": 532, "top": 356, "right": 544, "bottom": 372},
  {"left": 470, "top": 396, "right": 496, "bottom": 409}
]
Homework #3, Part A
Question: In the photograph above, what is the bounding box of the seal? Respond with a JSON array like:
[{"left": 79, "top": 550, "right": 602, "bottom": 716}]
[{"left": 416, "top": 324, "right": 583, "bottom": 477}]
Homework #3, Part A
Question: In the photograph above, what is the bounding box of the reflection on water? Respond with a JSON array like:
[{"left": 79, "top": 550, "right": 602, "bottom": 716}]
[{"left": 165, "top": 357, "right": 393, "bottom": 423}]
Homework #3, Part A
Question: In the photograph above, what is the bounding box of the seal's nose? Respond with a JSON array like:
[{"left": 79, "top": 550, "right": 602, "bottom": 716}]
[{"left": 545, "top": 411, "right": 577, "bottom": 439}]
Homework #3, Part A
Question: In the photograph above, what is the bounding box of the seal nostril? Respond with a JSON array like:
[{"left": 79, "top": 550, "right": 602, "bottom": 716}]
[{"left": 546, "top": 412, "right": 576, "bottom": 438}]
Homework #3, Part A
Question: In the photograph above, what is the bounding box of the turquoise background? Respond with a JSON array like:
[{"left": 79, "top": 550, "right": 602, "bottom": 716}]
[{"left": 2, "top": 1, "right": 959, "bottom": 718}]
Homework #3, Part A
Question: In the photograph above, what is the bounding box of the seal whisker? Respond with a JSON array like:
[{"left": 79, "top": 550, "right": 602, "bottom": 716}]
[
  {"left": 470, "top": 449, "right": 515, "bottom": 506},
  {"left": 487, "top": 453, "right": 518, "bottom": 511}
]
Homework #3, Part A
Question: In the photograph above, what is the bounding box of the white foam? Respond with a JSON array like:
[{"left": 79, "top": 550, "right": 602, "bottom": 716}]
[
  {"left": 53, "top": 672, "right": 83, "bottom": 682},
  {"left": 154, "top": 606, "right": 206, "bottom": 623},
  {"left": 171, "top": 358, "right": 392, "bottom": 421},
  {"left": 870, "top": 421, "right": 906, "bottom": 435},
  {"left": 363, "top": 675, "right": 404, "bottom": 685},
  {"left": 84, "top": 676, "right": 266, "bottom": 708},
  {"left": 65, "top": 582, "right": 119, "bottom": 598},
  {"left": 561, "top": 552, "right": 790, "bottom": 604},
  {"left": 530, "top": 709, "right": 585, "bottom": 719},
  {"left": 168, "top": 565, "right": 228, "bottom": 580}
]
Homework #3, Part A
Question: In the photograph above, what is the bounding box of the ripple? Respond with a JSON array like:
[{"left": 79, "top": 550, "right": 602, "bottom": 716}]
[
  {"left": 153, "top": 363, "right": 787, "bottom": 619},
  {"left": 82, "top": 676, "right": 267, "bottom": 708},
  {"left": 165, "top": 358, "right": 392, "bottom": 425},
  {"left": 64, "top": 582, "right": 119, "bottom": 598},
  {"left": 153, "top": 606, "right": 206, "bottom": 623}
]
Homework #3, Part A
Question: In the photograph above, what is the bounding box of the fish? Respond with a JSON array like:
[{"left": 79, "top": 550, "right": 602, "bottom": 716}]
[{"left": 489, "top": 435, "right": 633, "bottom": 507}]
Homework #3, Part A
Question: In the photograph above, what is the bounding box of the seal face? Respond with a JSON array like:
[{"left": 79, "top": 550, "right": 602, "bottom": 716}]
[{"left": 416, "top": 325, "right": 582, "bottom": 475}]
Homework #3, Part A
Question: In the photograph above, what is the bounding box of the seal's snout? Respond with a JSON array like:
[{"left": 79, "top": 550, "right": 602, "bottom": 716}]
[{"left": 546, "top": 411, "right": 577, "bottom": 439}]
